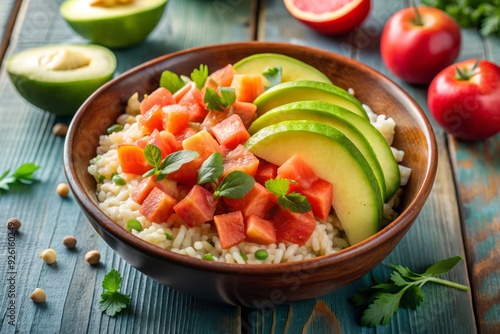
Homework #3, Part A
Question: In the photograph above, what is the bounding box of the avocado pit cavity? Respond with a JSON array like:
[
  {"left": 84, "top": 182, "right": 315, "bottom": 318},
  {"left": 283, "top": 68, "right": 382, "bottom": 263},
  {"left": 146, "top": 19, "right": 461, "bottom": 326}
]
[{"left": 39, "top": 49, "right": 90, "bottom": 71}]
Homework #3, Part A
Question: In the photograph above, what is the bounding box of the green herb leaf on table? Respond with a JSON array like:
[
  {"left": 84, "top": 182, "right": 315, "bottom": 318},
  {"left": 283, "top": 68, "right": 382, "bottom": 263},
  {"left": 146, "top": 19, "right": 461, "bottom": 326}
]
[
  {"left": 0, "top": 162, "right": 40, "bottom": 192},
  {"left": 263, "top": 66, "right": 282, "bottom": 89},
  {"left": 160, "top": 70, "right": 186, "bottom": 94},
  {"left": 100, "top": 269, "right": 131, "bottom": 317},
  {"left": 197, "top": 152, "right": 224, "bottom": 186},
  {"left": 352, "top": 256, "right": 469, "bottom": 327},
  {"left": 204, "top": 87, "right": 236, "bottom": 112},
  {"left": 190, "top": 64, "right": 209, "bottom": 89},
  {"left": 143, "top": 145, "right": 199, "bottom": 181},
  {"left": 265, "top": 178, "right": 311, "bottom": 213}
]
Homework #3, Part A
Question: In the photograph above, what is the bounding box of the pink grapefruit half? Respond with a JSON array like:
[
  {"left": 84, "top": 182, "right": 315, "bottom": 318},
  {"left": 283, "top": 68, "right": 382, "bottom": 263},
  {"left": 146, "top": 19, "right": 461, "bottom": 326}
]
[{"left": 283, "top": 0, "right": 371, "bottom": 35}]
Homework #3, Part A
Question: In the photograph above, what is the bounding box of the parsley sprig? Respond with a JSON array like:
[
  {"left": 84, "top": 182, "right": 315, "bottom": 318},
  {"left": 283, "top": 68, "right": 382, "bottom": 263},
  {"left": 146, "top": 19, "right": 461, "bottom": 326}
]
[
  {"left": 265, "top": 178, "right": 311, "bottom": 213},
  {"left": 197, "top": 152, "right": 254, "bottom": 199},
  {"left": 262, "top": 66, "right": 282, "bottom": 89},
  {"left": 204, "top": 87, "right": 236, "bottom": 112},
  {"left": 159, "top": 64, "right": 209, "bottom": 93},
  {"left": 352, "top": 256, "right": 469, "bottom": 327},
  {"left": 143, "top": 144, "right": 199, "bottom": 182},
  {"left": 99, "top": 269, "right": 131, "bottom": 317},
  {"left": 422, "top": 0, "right": 500, "bottom": 36},
  {"left": 0, "top": 162, "right": 40, "bottom": 193}
]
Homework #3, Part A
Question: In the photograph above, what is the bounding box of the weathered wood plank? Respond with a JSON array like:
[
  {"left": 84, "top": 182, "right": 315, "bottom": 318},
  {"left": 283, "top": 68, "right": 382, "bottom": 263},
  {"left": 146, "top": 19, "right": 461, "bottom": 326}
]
[
  {"left": 0, "top": 0, "right": 254, "bottom": 333},
  {"left": 0, "top": 0, "right": 20, "bottom": 62},
  {"left": 252, "top": 0, "right": 476, "bottom": 332},
  {"left": 449, "top": 30, "right": 500, "bottom": 334}
]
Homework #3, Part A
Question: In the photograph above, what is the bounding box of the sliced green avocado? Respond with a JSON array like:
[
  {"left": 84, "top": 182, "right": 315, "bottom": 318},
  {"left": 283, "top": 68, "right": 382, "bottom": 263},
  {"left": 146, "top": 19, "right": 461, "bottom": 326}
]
[
  {"left": 6, "top": 44, "right": 116, "bottom": 115},
  {"left": 60, "top": 0, "right": 168, "bottom": 48},
  {"left": 233, "top": 53, "right": 332, "bottom": 85},
  {"left": 245, "top": 120, "right": 382, "bottom": 246},
  {"left": 248, "top": 101, "right": 401, "bottom": 201},
  {"left": 253, "top": 80, "right": 368, "bottom": 119}
]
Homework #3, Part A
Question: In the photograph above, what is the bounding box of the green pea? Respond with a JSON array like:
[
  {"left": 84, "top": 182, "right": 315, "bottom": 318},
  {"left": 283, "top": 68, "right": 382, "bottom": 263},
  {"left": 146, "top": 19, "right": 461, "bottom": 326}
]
[
  {"left": 203, "top": 253, "right": 214, "bottom": 261},
  {"left": 126, "top": 219, "right": 142, "bottom": 232},
  {"left": 97, "top": 174, "right": 105, "bottom": 183},
  {"left": 112, "top": 174, "right": 127, "bottom": 186},
  {"left": 255, "top": 249, "right": 268, "bottom": 260},
  {"left": 107, "top": 124, "right": 124, "bottom": 134}
]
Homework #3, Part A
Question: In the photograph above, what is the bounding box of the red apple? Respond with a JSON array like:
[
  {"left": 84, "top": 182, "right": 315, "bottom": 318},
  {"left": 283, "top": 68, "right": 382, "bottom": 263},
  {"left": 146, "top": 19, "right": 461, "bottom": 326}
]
[{"left": 381, "top": 6, "right": 461, "bottom": 85}]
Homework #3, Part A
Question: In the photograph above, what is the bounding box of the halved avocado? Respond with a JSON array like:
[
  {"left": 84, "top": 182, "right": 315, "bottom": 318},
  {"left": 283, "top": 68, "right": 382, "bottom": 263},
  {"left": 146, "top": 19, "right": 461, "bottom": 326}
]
[
  {"left": 6, "top": 44, "right": 116, "bottom": 115},
  {"left": 253, "top": 80, "right": 368, "bottom": 119},
  {"left": 245, "top": 120, "right": 382, "bottom": 245},
  {"left": 60, "top": 0, "right": 168, "bottom": 48},
  {"left": 248, "top": 101, "right": 401, "bottom": 201},
  {"left": 233, "top": 53, "right": 332, "bottom": 85}
]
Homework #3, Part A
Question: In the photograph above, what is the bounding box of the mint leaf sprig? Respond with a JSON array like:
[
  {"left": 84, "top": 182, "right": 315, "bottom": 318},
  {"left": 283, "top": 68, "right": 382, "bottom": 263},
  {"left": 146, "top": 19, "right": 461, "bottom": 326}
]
[
  {"left": 159, "top": 64, "right": 209, "bottom": 93},
  {"left": 352, "top": 256, "right": 469, "bottom": 327},
  {"left": 265, "top": 178, "right": 311, "bottom": 213},
  {"left": 0, "top": 162, "right": 41, "bottom": 193},
  {"left": 262, "top": 66, "right": 282, "bottom": 89},
  {"left": 197, "top": 152, "right": 254, "bottom": 199},
  {"left": 204, "top": 87, "right": 236, "bottom": 112},
  {"left": 143, "top": 144, "right": 199, "bottom": 182},
  {"left": 99, "top": 269, "right": 131, "bottom": 317}
]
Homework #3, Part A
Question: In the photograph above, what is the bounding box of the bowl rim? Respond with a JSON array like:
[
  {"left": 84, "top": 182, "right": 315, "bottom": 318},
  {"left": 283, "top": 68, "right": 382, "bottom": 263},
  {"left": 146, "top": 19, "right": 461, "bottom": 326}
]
[{"left": 64, "top": 41, "right": 438, "bottom": 275}]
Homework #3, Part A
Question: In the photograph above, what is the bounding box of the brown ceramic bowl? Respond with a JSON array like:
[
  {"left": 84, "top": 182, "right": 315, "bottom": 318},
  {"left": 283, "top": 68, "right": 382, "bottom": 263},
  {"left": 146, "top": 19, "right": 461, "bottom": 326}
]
[{"left": 64, "top": 42, "right": 437, "bottom": 306}]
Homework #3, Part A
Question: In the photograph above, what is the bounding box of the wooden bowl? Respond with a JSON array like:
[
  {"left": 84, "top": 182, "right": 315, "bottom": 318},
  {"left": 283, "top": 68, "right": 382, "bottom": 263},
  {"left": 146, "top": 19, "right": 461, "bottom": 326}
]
[{"left": 63, "top": 42, "right": 437, "bottom": 306}]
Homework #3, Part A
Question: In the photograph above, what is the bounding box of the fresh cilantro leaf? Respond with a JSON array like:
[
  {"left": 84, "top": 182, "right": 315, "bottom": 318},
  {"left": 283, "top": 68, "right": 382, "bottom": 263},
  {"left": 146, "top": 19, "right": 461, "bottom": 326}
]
[
  {"left": 197, "top": 152, "right": 224, "bottom": 185},
  {"left": 265, "top": 178, "right": 311, "bottom": 213},
  {"left": 0, "top": 163, "right": 40, "bottom": 192},
  {"left": 204, "top": 87, "right": 236, "bottom": 112},
  {"left": 353, "top": 257, "right": 469, "bottom": 327},
  {"left": 263, "top": 66, "right": 282, "bottom": 89},
  {"left": 190, "top": 64, "right": 208, "bottom": 90},
  {"left": 160, "top": 70, "right": 186, "bottom": 94},
  {"left": 215, "top": 171, "right": 255, "bottom": 199},
  {"left": 100, "top": 269, "right": 131, "bottom": 317},
  {"left": 143, "top": 145, "right": 199, "bottom": 181}
]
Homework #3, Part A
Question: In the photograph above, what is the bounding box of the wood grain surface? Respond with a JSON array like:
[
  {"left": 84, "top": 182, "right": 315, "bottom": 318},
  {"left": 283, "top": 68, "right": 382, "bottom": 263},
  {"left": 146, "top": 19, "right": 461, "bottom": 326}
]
[{"left": 0, "top": 0, "right": 498, "bottom": 333}]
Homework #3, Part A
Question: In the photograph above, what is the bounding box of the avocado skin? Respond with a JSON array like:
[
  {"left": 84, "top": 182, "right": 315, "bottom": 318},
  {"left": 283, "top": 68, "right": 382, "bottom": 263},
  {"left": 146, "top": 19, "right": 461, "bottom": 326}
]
[
  {"left": 61, "top": 2, "right": 167, "bottom": 49},
  {"left": 7, "top": 73, "right": 114, "bottom": 115}
]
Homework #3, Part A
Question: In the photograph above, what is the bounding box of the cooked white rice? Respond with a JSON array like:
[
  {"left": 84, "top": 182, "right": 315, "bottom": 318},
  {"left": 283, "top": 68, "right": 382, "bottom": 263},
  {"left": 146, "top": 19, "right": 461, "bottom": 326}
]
[{"left": 88, "top": 95, "right": 411, "bottom": 264}]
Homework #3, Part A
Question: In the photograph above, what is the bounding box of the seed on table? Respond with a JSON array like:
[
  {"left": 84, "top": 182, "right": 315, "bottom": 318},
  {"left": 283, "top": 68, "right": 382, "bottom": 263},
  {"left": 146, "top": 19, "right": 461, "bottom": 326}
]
[
  {"left": 30, "top": 288, "right": 46, "bottom": 303},
  {"left": 52, "top": 123, "right": 68, "bottom": 137},
  {"left": 39, "top": 249, "right": 57, "bottom": 264},
  {"left": 56, "top": 183, "right": 70, "bottom": 197},
  {"left": 6, "top": 217, "right": 21, "bottom": 232},
  {"left": 85, "top": 250, "right": 100, "bottom": 265},
  {"left": 63, "top": 235, "right": 77, "bottom": 249}
]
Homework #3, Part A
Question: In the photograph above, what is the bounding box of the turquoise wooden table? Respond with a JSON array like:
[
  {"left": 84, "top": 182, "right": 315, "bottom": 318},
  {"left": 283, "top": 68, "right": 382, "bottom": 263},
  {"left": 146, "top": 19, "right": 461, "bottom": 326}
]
[{"left": 0, "top": 0, "right": 498, "bottom": 333}]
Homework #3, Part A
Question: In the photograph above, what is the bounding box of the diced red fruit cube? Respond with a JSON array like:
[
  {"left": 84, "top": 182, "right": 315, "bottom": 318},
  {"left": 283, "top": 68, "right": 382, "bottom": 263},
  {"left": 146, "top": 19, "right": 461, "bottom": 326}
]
[
  {"left": 140, "top": 105, "right": 164, "bottom": 135},
  {"left": 154, "top": 177, "right": 180, "bottom": 201},
  {"left": 135, "top": 135, "right": 149, "bottom": 149},
  {"left": 213, "top": 211, "right": 246, "bottom": 249},
  {"left": 174, "top": 127, "right": 197, "bottom": 143},
  {"left": 132, "top": 177, "right": 156, "bottom": 204},
  {"left": 277, "top": 154, "right": 318, "bottom": 192},
  {"left": 204, "top": 64, "right": 235, "bottom": 90},
  {"left": 179, "top": 82, "right": 208, "bottom": 122},
  {"left": 117, "top": 145, "right": 151, "bottom": 175},
  {"left": 272, "top": 208, "right": 316, "bottom": 246},
  {"left": 232, "top": 101, "right": 257, "bottom": 129},
  {"left": 140, "top": 87, "right": 176, "bottom": 115},
  {"left": 173, "top": 185, "right": 218, "bottom": 227},
  {"left": 224, "top": 182, "right": 276, "bottom": 219},
  {"left": 147, "top": 129, "right": 179, "bottom": 158},
  {"left": 212, "top": 114, "right": 250, "bottom": 150},
  {"left": 162, "top": 104, "right": 190, "bottom": 135},
  {"left": 302, "top": 178, "right": 333, "bottom": 221},
  {"left": 222, "top": 145, "right": 259, "bottom": 177},
  {"left": 200, "top": 109, "right": 232, "bottom": 136},
  {"left": 255, "top": 159, "right": 278, "bottom": 185},
  {"left": 172, "top": 83, "right": 192, "bottom": 103},
  {"left": 168, "top": 130, "right": 222, "bottom": 185},
  {"left": 231, "top": 74, "right": 265, "bottom": 103},
  {"left": 139, "top": 187, "right": 178, "bottom": 224},
  {"left": 245, "top": 214, "right": 277, "bottom": 245}
]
